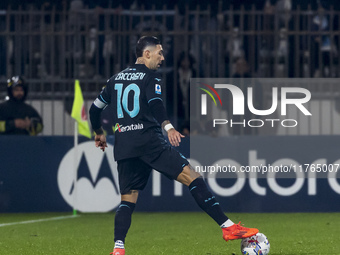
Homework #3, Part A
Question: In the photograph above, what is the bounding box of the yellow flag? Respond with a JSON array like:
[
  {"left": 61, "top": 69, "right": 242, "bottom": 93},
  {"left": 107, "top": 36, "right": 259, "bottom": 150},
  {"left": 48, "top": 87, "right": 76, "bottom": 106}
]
[{"left": 71, "top": 80, "right": 92, "bottom": 138}]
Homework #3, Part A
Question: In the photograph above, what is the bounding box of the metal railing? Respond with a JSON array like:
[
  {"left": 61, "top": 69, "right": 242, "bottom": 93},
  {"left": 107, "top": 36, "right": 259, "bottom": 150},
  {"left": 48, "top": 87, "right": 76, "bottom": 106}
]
[{"left": 0, "top": 5, "right": 339, "bottom": 135}]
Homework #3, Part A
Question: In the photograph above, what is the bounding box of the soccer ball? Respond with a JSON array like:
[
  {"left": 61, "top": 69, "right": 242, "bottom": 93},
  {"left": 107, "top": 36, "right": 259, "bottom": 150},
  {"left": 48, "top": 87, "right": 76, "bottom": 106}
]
[{"left": 240, "top": 233, "right": 270, "bottom": 255}]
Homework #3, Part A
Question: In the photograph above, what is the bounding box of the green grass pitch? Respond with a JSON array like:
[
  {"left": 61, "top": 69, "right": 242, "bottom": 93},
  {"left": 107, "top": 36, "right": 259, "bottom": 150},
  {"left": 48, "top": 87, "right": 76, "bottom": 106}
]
[{"left": 0, "top": 212, "right": 339, "bottom": 254}]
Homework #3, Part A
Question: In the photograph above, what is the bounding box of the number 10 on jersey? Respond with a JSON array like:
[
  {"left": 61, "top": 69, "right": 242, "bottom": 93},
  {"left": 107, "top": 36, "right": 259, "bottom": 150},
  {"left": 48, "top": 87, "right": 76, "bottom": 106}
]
[{"left": 115, "top": 83, "right": 140, "bottom": 119}]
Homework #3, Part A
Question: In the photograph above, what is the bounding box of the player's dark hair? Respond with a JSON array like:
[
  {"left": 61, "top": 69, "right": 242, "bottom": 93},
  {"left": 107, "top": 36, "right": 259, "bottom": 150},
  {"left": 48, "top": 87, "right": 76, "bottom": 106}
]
[{"left": 135, "top": 36, "right": 160, "bottom": 58}]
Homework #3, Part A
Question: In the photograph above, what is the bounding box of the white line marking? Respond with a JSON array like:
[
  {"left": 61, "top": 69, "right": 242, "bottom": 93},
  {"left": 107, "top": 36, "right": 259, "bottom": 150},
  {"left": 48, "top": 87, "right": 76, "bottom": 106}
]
[{"left": 0, "top": 215, "right": 80, "bottom": 227}]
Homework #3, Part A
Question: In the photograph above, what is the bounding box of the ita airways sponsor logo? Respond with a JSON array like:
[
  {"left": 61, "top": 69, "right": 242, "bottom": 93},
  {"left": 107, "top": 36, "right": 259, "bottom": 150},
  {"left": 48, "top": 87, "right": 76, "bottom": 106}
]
[
  {"left": 114, "top": 123, "right": 144, "bottom": 133},
  {"left": 57, "top": 141, "right": 120, "bottom": 212}
]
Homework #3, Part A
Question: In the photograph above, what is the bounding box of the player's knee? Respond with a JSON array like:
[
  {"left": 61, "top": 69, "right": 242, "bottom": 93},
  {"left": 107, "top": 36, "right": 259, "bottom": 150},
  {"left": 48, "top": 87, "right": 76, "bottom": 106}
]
[
  {"left": 186, "top": 164, "right": 201, "bottom": 179},
  {"left": 121, "top": 190, "right": 139, "bottom": 203},
  {"left": 177, "top": 165, "right": 201, "bottom": 186}
]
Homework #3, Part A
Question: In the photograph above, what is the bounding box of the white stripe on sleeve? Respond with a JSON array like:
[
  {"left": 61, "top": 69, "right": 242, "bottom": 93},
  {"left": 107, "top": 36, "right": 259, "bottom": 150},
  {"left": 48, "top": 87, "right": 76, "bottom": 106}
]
[{"left": 94, "top": 98, "right": 107, "bottom": 109}]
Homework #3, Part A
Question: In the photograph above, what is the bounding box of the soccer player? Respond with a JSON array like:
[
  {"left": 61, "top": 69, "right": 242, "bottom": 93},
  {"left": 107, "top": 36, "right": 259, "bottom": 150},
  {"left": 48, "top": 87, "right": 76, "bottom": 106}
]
[{"left": 89, "top": 36, "right": 258, "bottom": 255}]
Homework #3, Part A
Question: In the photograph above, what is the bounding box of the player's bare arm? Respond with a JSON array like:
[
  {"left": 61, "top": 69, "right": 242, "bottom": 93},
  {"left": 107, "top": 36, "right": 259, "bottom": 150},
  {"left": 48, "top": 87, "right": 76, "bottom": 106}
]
[{"left": 162, "top": 120, "right": 184, "bottom": 147}]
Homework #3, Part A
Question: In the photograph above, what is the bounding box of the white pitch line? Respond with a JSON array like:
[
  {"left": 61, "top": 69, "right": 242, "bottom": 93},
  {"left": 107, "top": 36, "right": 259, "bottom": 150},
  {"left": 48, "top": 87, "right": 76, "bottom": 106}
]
[{"left": 0, "top": 215, "right": 80, "bottom": 227}]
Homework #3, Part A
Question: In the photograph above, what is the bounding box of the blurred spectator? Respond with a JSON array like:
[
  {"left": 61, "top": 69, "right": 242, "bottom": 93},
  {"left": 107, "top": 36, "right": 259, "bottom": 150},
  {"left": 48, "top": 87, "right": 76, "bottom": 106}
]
[
  {"left": 275, "top": 28, "right": 289, "bottom": 77},
  {"left": 263, "top": 0, "right": 275, "bottom": 14},
  {"left": 190, "top": 117, "right": 219, "bottom": 137},
  {"left": 312, "top": 4, "right": 338, "bottom": 77},
  {"left": 80, "top": 26, "right": 97, "bottom": 78},
  {"left": 0, "top": 76, "right": 43, "bottom": 135},
  {"left": 180, "top": 120, "right": 190, "bottom": 136},
  {"left": 226, "top": 27, "right": 245, "bottom": 76},
  {"left": 257, "top": 38, "right": 272, "bottom": 77},
  {"left": 233, "top": 57, "right": 251, "bottom": 78},
  {"left": 69, "top": 0, "right": 85, "bottom": 28},
  {"left": 177, "top": 52, "right": 196, "bottom": 125},
  {"left": 275, "top": 0, "right": 292, "bottom": 27},
  {"left": 66, "top": 0, "right": 86, "bottom": 78},
  {"left": 228, "top": 27, "right": 245, "bottom": 60}
]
